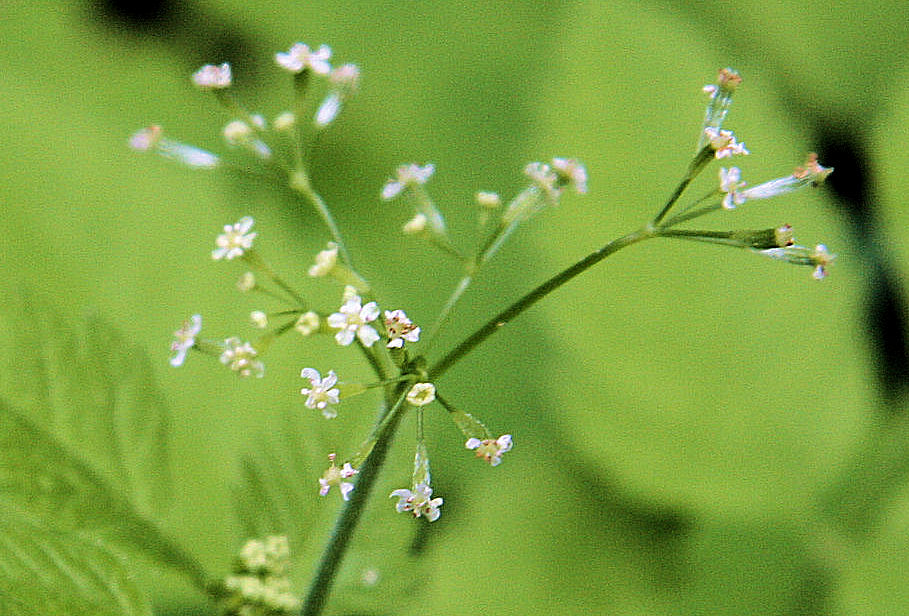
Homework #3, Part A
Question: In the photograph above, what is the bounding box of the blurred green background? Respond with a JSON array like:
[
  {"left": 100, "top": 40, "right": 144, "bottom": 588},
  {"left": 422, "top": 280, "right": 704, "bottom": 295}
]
[{"left": 3, "top": 0, "right": 909, "bottom": 614}]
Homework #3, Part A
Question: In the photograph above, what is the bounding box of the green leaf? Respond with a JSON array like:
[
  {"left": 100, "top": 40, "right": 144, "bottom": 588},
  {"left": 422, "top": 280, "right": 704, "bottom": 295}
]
[
  {"left": 0, "top": 506, "right": 153, "bottom": 616},
  {"left": 0, "top": 291, "right": 172, "bottom": 519}
]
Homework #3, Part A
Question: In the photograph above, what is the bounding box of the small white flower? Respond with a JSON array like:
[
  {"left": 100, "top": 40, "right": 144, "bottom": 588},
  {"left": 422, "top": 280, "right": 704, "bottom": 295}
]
[
  {"left": 704, "top": 127, "right": 749, "bottom": 159},
  {"left": 384, "top": 310, "right": 420, "bottom": 348},
  {"left": 170, "top": 314, "right": 201, "bottom": 367},
  {"left": 223, "top": 120, "right": 253, "bottom": 144},
  {"left": 475, "top": 191, "right": 501, "bottom": 209},
  {"left": 719, "top": 166, "right": 747, "bottom": 209},
  {"left": 294, "top": 311, "right": 321, "bottom": 336},
  {"left": 192, "top": 63, "right": 231, "bottom": 89},
  {"left": 390, "top": 483, "right": 443, "bottom": 522},
  {"left": 524, "top": 161, "right": 562, "bottom": 204},
  {"left": 406, "top": 382, "right": 435, "bottom": 406},
  {"left": 273, "top": 111, "right": 296, "bottom": 131},
  {"left": 308, "top": 242, "right": 339, "bottom": 277},
  {"left": 402, "top": 213, "right": 428, "bottom": 235},
  {"left": 250, "top": 310, "right": 268, "bottom": 329},
  {"left": 326, "top": 293, "right": 380, "bottom": 347},
  {"left": 238, "top": 539, "right": 268, "bottom": 572},
  {"left": 129, "top": 125, "right": 163, "bottom": 151},
  {"left": 220, "top": 337, "right": 264, "bottom": 377},
  {"left": 381, "top": 163, "right": 435, "bottom": 200},
  {"left": 758, "top": 243, "right": 836, "bottom": 280},
  {"left": 300, "top": 368, "right": 341, "bottom": 417},
  {"left": 319, "top": 454, "right": 358, "bottom": 500},
  {"left": 275, "top": 43, "right": 332, "bottom": 74},
  {"left": 551, "top": 158, "right": 588, "bottom": 194},
  {"left": 212, "top": 216, "right": 257, "bottom": 260},
  {"left": 465, "top": 434, "right": 513, "bottom": 466}
]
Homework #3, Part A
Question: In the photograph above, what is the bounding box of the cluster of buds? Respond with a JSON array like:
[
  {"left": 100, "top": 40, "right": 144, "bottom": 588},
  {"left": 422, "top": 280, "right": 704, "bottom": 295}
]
[{"left": 221, "top": 536, "right": 300, "bottom": 615}]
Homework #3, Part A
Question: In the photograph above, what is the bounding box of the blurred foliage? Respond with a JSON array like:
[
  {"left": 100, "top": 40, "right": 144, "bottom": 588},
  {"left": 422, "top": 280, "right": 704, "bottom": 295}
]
[{"left": 2, "top": 0, "right": 909, "bottom": 615}]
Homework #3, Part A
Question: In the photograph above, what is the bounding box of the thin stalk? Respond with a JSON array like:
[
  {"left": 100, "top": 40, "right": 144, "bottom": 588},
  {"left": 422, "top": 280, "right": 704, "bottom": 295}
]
[
  {"left": 651, "top": 146, "right": 714, "bottom": 226},
  {"left": 290, "top": 175, "right": 355, "bottom": 269},
  {"left": 301, "top": 388, "right": 410, "bottom": 616},
  {"left": 429, "top": 227, "right": 653, "bottom": 380}
]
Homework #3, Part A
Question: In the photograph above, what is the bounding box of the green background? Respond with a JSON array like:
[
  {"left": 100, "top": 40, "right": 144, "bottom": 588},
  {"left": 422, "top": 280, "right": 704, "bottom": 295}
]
[{"left": 3, "top": 1, "right": 909, "bottom": 614}]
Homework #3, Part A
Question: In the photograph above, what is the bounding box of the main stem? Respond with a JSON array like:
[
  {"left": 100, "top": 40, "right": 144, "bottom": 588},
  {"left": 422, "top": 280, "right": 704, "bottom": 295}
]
[
  {"left": 300, "top": 388, "right": 409, "bottom": 616},
  {"left": 429, "top": 227, "right": 653, "bottom": 380}
]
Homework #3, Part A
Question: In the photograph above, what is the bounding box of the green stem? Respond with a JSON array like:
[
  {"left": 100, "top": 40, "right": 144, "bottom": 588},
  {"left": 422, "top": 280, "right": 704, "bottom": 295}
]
[
  {"left": 651, "top": 146, "right": 714, "bottom": 226},
  {"left": 301, "top": 388, "right": 411, "bottom": 616},
  {"left": 429, "top": 227, "right": 653, "bottom": 380},
  {"left": 291, "top": 174, "right": 355, "bottom": 269}
]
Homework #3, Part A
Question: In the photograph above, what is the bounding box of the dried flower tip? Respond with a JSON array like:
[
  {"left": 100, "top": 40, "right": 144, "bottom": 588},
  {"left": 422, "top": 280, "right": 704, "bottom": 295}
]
[
  {"left": 170, "top": 314, "right": 201, "bottom": 367},
  {"left": 319, "top": 454, "right": 358, "bottom": 500},
  {"left": 129, "top": 125, "right": 163, "bottom": 151},
  {"left": 381, "top": 163, "right": 435, "bottom": 200},
  {"left": 402, "top": 213, "right": 428, "bottom": 235},
  {"left": 759, "top": 243, "right": 836, "bottom": 280},
  {"left": 551, "top": 157, "right": 588, "bottom": 194},
  {"left": 237, "top": 272, "right": 256, "bottom": 292},
  {"left": 326, "top": 292, "right": 380, "bottom": 347},
  {"left": 295, "top": 311, "right": 320, "bottom": 336},
  {"left": 465, "top": 434, "right": 513, "bottom": 466},
  {"left": 390, "top": 483, "right": 443, "bottom": 522},
  {"left": 308, "top": 242, "right": 339, "bottom": 277},
  {"left": 275, "top": 43, "right": 332, "bottom": 74},
  {"left": 212, "top": 216, "right": 256, "bottom": 260},
  {"left": 192, "top": 63, "right": 232, "bottom": 89},
  {"left": 704, "top": 128, "right": 749, "bottom": 159},
  {"left": 793, "top": 152, "right": 834, "bottom": 185},
  {"left": 300, "top": 368, "right": 341, "bottom": 417},
  {"left": 406, "top": 382, "right": 436, "bottom": 406},
  {"left": 471, "top": 193, "right": 499, "bottom": 211},
  {"left": 220, "top": 337, "right": 264, "bottom": 377},
  {"left": 384, "top": 309, "right": 421, "bottom": 348},
  {"left": 715, "top": 67, "right": 742, "bottom": 92},
  {"left": 250, "top": 310, "right": 268, "bottom": 329}
]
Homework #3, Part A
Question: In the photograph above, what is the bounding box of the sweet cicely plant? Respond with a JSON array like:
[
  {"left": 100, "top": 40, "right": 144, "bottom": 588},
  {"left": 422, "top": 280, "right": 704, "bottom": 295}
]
[{"left": 133, "top": 45, "right": 835, "bottom": 616}]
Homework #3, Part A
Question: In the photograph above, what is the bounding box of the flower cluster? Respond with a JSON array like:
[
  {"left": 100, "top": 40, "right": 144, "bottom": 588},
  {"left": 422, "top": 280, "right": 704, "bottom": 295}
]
[
  {"left": 319, "top": 453, "right": 358, "bottom": 501},
  {"left": 221, "top": 536, "right": 300, "bottom": 615}
]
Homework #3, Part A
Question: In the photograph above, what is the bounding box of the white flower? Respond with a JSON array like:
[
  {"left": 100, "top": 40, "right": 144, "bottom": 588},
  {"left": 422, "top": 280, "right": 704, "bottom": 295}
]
[
  {"left": 223, "top": 120, "right": 253, "bottom": 144},
  {"left": 170, "top": 314, "right": 201, "bottom": 367},
  {"left": 275, "top": 43, "right": 332, "bottom": 74},
  {"left": 384, "top": 310, "right": 420, "bottom": 348},
  {"left": 475, "top": 191, "right": 501, "bottom": 209},
  {"left": 273, "top": 112, "right": 296, "bottom": 131},
  {"left": 319, "top": 454, "right": 358, "bottom": 500},
  {"left": 524, "top": 161, "right": 559, "bottom": 200},
  {"left": 220, "top": 337, "right": 264, "bottom": 377},
  {"left": 465, "top": 434, "right": 513, "bottom": 466},
  {"left": 238, "top": 539, "right": 268, "bottom": 572},
  {"left": 390, "top": 483, "right": 443, "bottom": 522},
  {"left": 250, "top": 310, "right": 268, "bottom": 329},
  {"left": 402, "top": 213, "right": 428, "bottom": 235},
  {"left": 300, "top": 368, "right": 341, "bottom": 418},
  {"left": 192, "top": 63, "right": 232, "bottom": 89},
  {"left": 295, "top": 311, "right": 321, "bottom": 336},
  {"left": 758, "top": 243, "right": 836, "bottom": 280},
  {"left": 704, "top": 127, "right": 749, "bottom": 159},
  {"left": 739, "top": 153, "right": 833, "bottom": 201},
  {"left": 212, "top": 216, "right": 257, "bottom": 260},
  {"left": 406, "top": 382, "right": 435, "bottom": 406},
  {"left": 326, "top": 293, "right": 380, "bottom": 347},
  {"left": 129, "top": 125, "right": 163, "bottom": 151},
  {"left": 381, "top": 163, "right": 435, "bottom": 200},
  {"left": 551, "top": 158, "right": 588, "bottom": 194},
  {"left": 719, "top": 166, "right": 747, "bottom": 209},
  {"left": 308, "top": 242, "right": 339, "bottom": 277}
]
